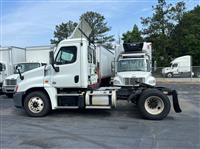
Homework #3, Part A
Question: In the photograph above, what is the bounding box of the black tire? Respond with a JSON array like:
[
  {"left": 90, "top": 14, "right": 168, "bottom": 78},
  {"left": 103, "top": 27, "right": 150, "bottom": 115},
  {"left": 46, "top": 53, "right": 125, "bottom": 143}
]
[
  {"left": 138, "top": 89, "right": 171, "bottom": 120},
  {"left": 6, "top": 93, "right": 13, "bottom": 98},
  {"left": 166, "top": 72, "right": 173, "bottom": 78},
  {"left": 24, "top": 91, "right": 51, "bottom": 117}
]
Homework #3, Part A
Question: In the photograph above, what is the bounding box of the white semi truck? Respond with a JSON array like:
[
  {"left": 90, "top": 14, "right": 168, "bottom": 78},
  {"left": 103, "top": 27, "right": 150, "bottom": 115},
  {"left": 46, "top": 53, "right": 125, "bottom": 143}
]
[
  {"left": 0, "top": 46, "right": 26, "bottom": 94},
  {"left": 13, "top": 20, "right": 181, "bottom": 120},
  {"left": 2, "top": 45, "right": 54, "bottom": 97},
  {"left": 162, "top": 55, "right": 200, "bottom": 78},
  {"left": 113, "top": 42, "right": 156, "bottom": 86}
]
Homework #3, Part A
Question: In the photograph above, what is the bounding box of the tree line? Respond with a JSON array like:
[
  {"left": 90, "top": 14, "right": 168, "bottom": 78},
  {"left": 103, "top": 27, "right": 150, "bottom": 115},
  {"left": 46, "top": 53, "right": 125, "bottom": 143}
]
[{"left": 50, "top": 0, "right": 200, "bottom": 66}]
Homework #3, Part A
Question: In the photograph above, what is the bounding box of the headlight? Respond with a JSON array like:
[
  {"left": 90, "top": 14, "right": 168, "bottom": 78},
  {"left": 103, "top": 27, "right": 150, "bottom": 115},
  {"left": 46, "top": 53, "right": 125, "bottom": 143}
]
[
  {"left": 2, "top": 80, "right": 6, "bottom": 86},
  {"left": 113, "top": 79, "right": 121, "bottom": 85},
  {"left": 148, "top": 78, "right": 156, "bottom": 86}
]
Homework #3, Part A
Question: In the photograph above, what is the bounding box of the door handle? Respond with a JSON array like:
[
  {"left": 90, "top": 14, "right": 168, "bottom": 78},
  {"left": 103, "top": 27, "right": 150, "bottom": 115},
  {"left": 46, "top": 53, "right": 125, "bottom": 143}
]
[{"left": 74, "top": 75, "right": 79, "bottom": 83}]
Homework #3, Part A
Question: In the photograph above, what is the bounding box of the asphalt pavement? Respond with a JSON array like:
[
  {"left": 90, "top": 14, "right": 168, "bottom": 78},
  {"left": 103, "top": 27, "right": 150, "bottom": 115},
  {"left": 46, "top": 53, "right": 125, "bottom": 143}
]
[{"left": 0, "top": 83, "right": 200, "bottom": 149}]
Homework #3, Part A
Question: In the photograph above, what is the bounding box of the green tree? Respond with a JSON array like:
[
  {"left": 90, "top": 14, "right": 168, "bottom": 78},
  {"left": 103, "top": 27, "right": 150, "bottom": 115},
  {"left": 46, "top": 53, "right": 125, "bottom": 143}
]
[
  {"left": 122, "top": 24, "right": 143, "bottom": 43},
  {"left": 141, "top": 0, "right": 185, "bottom": 66},
  {"left": 171, "top": 5, "right": 200, "bottom": 66},
  {"left": 50, "top": 21, "right": 78, "bottom": 45},
  {"left": 80, "top": 11, "right": 114, "bottom": 49}
]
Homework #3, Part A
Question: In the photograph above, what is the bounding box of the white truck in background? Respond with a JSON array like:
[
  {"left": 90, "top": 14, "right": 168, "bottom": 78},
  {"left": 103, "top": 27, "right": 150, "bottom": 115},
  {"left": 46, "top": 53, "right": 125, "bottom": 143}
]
[
  {"left": 162, "top": 55, "right": 200, "bottom": 78},
  {"left": 113, "top": 42, "right": 156, "bottom": 86},
  {"left": 2, "top": 62, "right": 46, "bottom": 98},
  {"left": 13, "top": 19, "right": 181, "bottom": 120},
  {"left": 2, "top": 45, "right": 54, "bottom": 97},
  {"left": 0, "top": 46, "right": 26, "bottom": 94}
]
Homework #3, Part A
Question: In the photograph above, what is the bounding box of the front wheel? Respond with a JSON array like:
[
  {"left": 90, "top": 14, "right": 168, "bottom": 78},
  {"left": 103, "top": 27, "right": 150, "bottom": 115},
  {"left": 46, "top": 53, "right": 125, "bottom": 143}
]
[
  {"left": 166, "top": 72, "right": 173, "bottom": 78},
  {"left": 24, "top": 91, "right": 51, "bottom": 117},
  {"left": 138, "top": 89, "right": 171, "bottom": 120}
]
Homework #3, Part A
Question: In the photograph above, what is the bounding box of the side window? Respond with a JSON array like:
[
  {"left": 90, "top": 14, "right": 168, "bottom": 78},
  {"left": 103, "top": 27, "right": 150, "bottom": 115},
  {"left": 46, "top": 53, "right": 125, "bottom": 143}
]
[
  {"left": 55, "top": 46, "right": 77, "bottom": 65},
  {"left": 172, "top": 63, "right": 178, "bottom": 68}
]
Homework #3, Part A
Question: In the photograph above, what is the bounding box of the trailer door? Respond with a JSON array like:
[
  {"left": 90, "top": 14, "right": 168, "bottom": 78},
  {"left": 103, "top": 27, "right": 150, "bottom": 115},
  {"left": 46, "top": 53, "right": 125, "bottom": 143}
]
[{"left": 52, "top": 44, "right": 81, "bottom": 88}]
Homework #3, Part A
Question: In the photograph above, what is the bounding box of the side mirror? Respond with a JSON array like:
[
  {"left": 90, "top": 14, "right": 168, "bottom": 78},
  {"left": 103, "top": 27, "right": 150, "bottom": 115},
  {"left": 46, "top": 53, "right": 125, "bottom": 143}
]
[
  {"left": 111, "top": 61, "right": 115, "bottom": 75},
  {"left": 16, "top": 65, "right": 22, "bottom": 71},
  {"left": 16, "top": 65, "right": 24, "bottom": 80},
  {"left": 49, "top": 51, "right": 59, "bottom": 72},
  {"left": 49, "top": 51, "right": 54, "bottom": 65},
  {"left": 0, "top": 64, "right": 3, "bottom": 71}
]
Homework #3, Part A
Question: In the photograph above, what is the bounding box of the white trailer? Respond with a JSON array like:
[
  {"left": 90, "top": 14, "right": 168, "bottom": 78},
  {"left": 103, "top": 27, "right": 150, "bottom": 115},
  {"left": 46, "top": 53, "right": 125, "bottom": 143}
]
[
  {"left": 26, "top": 45, "right": 55, "bottom": 63},
  {"left": 96, "top": 45, "right": 114, "bottom": 86},
  {"left": 113, "top": 42, "right": 156, "bottom": 86},
  {"left": 13, "top": 19, "right": 181, "bottom": 120},
  {"left": 0, "top": 46, "right": 26, "bottom": 93}
]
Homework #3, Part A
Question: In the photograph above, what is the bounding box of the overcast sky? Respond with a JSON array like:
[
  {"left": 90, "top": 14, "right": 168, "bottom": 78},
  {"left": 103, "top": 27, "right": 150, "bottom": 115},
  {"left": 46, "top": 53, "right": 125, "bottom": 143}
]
[{"left": 1, "top": 0, "right": 199, "bottom": 47}]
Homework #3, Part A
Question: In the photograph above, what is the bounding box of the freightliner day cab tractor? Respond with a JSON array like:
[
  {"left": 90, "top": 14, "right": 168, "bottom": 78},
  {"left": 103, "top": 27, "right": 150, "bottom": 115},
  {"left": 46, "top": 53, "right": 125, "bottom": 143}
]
[
  {"left": 113, "top": 42, "right": 156, "bottom": 86},
  {"left": 14, "top": 20, "right": 182, "bottom": 120}
]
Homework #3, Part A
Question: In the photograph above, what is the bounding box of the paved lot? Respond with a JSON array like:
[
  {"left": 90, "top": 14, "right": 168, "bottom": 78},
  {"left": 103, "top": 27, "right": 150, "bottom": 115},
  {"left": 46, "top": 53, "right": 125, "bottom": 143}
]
[{"left": 0, "top": 83, "right": 200, "bottom": 149}]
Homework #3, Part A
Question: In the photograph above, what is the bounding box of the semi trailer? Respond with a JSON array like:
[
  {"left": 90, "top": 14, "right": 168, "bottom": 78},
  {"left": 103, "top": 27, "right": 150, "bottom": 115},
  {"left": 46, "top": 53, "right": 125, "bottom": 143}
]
[{"left": 13, "top": 19, "right": 181, "bottom": 120}]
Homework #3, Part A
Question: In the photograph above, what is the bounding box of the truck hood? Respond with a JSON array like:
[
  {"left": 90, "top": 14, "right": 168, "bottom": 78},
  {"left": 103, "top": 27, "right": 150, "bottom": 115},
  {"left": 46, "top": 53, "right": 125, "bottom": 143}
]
[
  {"left": 22, "top": 66, "right": 45, "bottom": 79},
  {"left": 117, "top": 71, "right": 151, "bottom": 78},
  {"left": 5, "top": 74, "right": 19, "bottom": 80},
  {"left": 17, "top": 66, "right": 46, "bottom": 92},
  {"left": 162, "top": 67, "right": 171, "bottom": 73}
]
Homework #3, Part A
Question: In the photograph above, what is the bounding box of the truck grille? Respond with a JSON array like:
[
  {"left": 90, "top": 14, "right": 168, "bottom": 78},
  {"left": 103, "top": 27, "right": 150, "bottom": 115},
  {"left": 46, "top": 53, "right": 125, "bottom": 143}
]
[
  {"left": 6, "top": 79, "right": 17, "bottom": 85},
  {"left": 124, "top": 77, "right": 144, "bottom": 85}
]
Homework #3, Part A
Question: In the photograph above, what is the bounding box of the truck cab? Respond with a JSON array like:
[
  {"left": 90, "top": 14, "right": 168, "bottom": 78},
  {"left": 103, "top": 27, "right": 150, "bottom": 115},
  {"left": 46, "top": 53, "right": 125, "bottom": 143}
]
[
  {"left": 162, "top": 55, "right": 192, "bottom": 78},
  {"left": 113, "top": 43, "right": 156, "bottom": 86}
]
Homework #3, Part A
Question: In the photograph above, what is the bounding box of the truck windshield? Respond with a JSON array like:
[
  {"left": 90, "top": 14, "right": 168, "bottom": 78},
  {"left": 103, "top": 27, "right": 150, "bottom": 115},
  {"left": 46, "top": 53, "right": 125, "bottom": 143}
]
[
  {"left": 14, "top": 63, "right": 40, "bottom": 74},
  {"left": 117, "top": 59, "right": 145, "bottom": 72}
]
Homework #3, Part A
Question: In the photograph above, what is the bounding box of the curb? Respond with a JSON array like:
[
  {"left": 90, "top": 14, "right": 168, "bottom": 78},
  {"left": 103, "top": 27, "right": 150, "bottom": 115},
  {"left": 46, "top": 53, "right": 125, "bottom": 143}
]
[{"left": 156, "top": 78, "right": 200, "bottom": 84}]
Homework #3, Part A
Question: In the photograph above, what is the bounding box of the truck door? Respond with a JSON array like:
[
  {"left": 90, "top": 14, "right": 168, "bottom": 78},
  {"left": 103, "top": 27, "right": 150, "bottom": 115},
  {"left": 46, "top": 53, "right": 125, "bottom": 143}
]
[
  {"left": 172, "top": 63, "right": 179, "bottom": 75},
  {"left": 52, "top": 44, "right": 81, "bottom": 88}
]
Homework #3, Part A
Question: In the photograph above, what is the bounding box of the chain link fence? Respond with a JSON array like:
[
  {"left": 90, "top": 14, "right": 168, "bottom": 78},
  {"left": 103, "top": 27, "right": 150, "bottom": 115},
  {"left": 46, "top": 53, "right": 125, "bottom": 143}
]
[{"left": 152, "top": 66, "right": 200, "bottom": 78}]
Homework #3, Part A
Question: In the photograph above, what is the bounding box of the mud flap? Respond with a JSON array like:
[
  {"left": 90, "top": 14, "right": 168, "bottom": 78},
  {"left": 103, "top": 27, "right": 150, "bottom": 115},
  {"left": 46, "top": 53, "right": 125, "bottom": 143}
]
[{"left": 171, "top": 90, "right": 182, "bottom": 113}]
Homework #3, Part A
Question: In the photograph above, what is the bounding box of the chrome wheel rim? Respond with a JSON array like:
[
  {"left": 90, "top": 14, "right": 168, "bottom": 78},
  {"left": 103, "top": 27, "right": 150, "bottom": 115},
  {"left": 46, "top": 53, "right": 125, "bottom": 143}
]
[
  {"left": 167, "top": 73, "right": 172, "bottom": 78},
  {"left": 28, "top": 97, "right": 44, "bottom": 113},
  {"left": 144, "top": 96, "right": 164, "bottom": 115}
]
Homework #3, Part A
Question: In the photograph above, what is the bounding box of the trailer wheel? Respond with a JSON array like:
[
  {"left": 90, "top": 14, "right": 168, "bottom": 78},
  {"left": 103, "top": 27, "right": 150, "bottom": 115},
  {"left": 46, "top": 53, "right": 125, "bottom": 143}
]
[
  {"left": 166, "top": 72, "right": 173, "bottom": 78},
  {"left": 24, "top": 91, "right": 51, "bottom": 117},
  {"left": 138, "top": 89, "right": 171, "bottom": 120}
]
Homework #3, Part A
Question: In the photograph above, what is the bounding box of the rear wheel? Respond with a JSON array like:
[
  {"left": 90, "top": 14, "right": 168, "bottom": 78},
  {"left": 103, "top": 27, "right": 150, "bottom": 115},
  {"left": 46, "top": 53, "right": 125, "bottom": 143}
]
[
  {"left": 24, "top": 91, "right": 51, "bottom": 117},
  {"left": 138, "top": 89, "right": 171, "bottom": 120}
]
